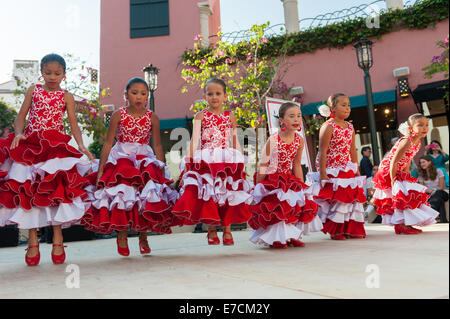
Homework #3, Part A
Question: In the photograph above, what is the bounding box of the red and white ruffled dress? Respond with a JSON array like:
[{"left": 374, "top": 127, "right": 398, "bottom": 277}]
[
  {"left": 249, "top": 132, "right": 321, "bottom": 246},
  {"left": 307, "top": 119, "right": 367, "bottom": 238},
  {"left": 172, "top": 109, "right": 252, "bottom": 226},
  {"left": 81, "top": 107, "right": 180, "bottom": 234},
  {"left": 372, "top": 136, "right": 438, "bottom": 226},
  {"left": 0, "top": 84, "right": 92, "bottom": 229}
]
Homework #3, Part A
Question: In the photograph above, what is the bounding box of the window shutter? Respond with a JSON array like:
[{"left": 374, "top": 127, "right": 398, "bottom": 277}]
[{"left": 130, "top": 0, "right": 169, "bottom": 38}]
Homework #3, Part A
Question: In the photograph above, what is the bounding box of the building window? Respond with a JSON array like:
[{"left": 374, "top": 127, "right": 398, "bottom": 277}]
[{"left": 130, "top": 0, "right": 169, "bottom": 38}]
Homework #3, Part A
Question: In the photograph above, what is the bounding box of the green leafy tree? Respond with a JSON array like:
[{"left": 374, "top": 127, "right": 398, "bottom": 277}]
[
  {"left": 181, "top": 23, "right": 291, "bottom": 168},
  {"left": 13, "top": 53, "right": 110, "bottom": 155},
  {"left": 422, "top": 35, "right": 449, "bottom": 100},
  {"left": 0, "top": 100, "right": 17, "bottom": 137}
]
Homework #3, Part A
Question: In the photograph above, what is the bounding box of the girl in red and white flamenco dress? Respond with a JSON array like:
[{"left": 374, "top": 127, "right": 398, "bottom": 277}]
[
  {"left": 82, "top": 78, "right": 179, "bottom": 256},
  {"left": 307, "top": 94, "right": 367, "bottom": 240},
  {"left": 249, "top": 102, "right": 321, "bottom": 248},
  {"left": 0, "top": 54, "right": 95, "bottom": 266},
  {"left": 372, "top": 114, "right": 438, "bottom": 234},
  {"left": 172, "top": 78, "right": 252, "bottom": 246}
]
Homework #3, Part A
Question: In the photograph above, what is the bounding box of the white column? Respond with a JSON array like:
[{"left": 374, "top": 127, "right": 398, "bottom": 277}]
[
  {"left": 385, "top": 0, "right": 404, "bottom": 10},
  {"left": 197, "top": 1, "right": 212, "bottom": 48},
  {"left": 281, "top": 0, "right": 300, "bottom": 34}
]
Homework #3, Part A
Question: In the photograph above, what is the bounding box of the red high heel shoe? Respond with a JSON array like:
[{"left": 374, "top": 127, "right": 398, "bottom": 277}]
[
  {"left": 288, "top": 238, "right": 305, "bottom": 247},
  {"left": 51, "top": 244, "right": 67, "bottom": 265},
  {"left": 139, "top": 239, "right": 151, "bottom": 254},
  {"left": 270, "top": 241, "right": 288, "bottom": 249},
  {"left": 394, "top": 224, "right": 420, "bottom": 235},
  {"left": 222, "top": 231, "right": 234, "bottom": 246},
  {"left": 409, "top": 226, "right": 423, "bottom": 233},
  {"left": 330, "top": 234, "right": 347, "bottom": 240},
  {"left": 207, "top": 231, "right": 220, "bottom": 245},
  {"left": 25, "top": 245, "right": 40, "bottom": 266},
  {"left": 117, "top": 237, "right": 130, "bottom": 256}
]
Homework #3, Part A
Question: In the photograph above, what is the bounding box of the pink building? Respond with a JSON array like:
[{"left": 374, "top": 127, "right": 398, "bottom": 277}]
[
  {"left": 100, "top": 0, "right": 449, "bottom": 167},
  {"left": 284, "top": 20, "right": 449, "bottom": 161},
  {"left": 100, "top": 0, "right": 220, "bottom": 126}
]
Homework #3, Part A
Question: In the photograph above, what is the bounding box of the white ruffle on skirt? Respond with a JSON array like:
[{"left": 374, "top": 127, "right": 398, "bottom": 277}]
[
  {"left": 0, "top": 156, "right": 93, "bottom": 229},
  {"left": 249, "top": 221, "right": 302, "bottom": 246},
  {"left": 179, "top": 147, "right": 253, "bottom": 206},
  {"left": 86, "top": 142, "right": 178, "bottom": 213},
  {"left": 374, "top": 179, "right": 439, "bottom": 226},
  {"left": 306, "top": 161, "right": 366, "bottom": 224}
]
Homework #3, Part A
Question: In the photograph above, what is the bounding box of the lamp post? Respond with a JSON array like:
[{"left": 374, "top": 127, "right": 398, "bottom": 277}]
[
  {"left": 142, "top": 63, "right": 159, "bottom": 111},
  {"left": 353, "top": 37, "right": 380, "bottom": 165}
]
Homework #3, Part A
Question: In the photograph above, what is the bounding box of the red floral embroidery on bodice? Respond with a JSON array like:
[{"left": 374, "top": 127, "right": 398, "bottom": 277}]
[
  {"left": 117, "top": 107, "right": 152, "bottom": 144},
  {"left": 268, "top": 132, "right": 303, "bottom": 174},
  {"left": 24, "top": 84, "right": 66, "bottom": 136},
  {"left": 200, "top": 109, "right": 232, "bottom": 149},
  {"left": 315, "top": 119, "right": 354, "bottom": 170},
  {"left": 378, "top": 136, "right": 420, "bottom": 177}
]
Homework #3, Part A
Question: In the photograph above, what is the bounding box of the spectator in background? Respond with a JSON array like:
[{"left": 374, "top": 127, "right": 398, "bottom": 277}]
[
  {"left": 417, "top": 156, "right": 448, "bottom": 223},
  {"left": 384, "top": 137, "right": 399, "bottom": 158},
  {"left": 426, "top": 140, "right": 449, "bottom": 187},
  {"left": 360, "top": 146, "right": 373, "bottom": 178},
  {"left": 364, "top": 165, "right": 381, "bottom": 223}
]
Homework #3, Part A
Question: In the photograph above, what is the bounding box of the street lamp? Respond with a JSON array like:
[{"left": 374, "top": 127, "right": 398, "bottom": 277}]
[
  {"left": 353, "top": 37, "right": 380, "bottom": 165},
  {"left": 142, "top": 63, "right": 159, "bottom": 111}
]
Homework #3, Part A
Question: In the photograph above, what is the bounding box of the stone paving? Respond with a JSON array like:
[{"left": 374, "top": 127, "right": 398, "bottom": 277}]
[{"left": 0, "top": 224, "right": 448, "bottom": 299}]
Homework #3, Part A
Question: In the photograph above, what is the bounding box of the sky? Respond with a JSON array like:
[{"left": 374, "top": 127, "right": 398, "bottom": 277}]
[{"left": 0, "top": 0, "right": 380, "bottom": 84}]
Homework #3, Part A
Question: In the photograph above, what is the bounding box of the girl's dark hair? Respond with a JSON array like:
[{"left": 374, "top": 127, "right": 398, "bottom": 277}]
[
  {"left": 427, "top": 139, "right": 443, "bottom": 154},
  {"left": 204, "top": 78, "right": 227, "bottom": 93},
  {"left": 40, "top": 53, "right": 66, "bottom": 72},
  {"left": 278, "top": 102, "right": 300, "bottom": 119},
  {"left": 418, "top": 155, "right": 437, "bottom": 181},
  {"left": 125, "top": 77, "right": 149, "bottom": 92}
]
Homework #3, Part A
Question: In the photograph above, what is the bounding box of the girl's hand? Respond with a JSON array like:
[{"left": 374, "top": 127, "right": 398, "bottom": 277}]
[
  {"left": 320, "top": 174, "right": 330, "bottom": 182},
  {"left": 79, "top": 145, "right": 95, "bottom": 161},
  {"left": 10, "top": 134, "right": 26, "bottom": 149},
  {"left": 95, "top": 172, "right": 103, "bottom": 189}
]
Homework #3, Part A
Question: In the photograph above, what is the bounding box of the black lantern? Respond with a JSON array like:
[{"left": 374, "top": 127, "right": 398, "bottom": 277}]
[
  {"left": 354, "top": 37, "right": 374, "bottom": 70},
  {"left": 142, "top": 63, "right": 159, "bottom": 111},
  {"left": 353, "top": 37, "right": 380, "bottom": 165}
]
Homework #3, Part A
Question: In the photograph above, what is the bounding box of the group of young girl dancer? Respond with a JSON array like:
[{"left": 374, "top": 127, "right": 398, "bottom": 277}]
[{"left": 0, "top": 54, "right": 440, "bottom": 266}]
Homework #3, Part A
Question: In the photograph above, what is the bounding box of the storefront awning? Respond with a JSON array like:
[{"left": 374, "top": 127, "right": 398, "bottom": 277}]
[
  {"left": 159, "top": 117, "right": 191, "bottom": 130},
  {"left": 301, "top": 89, "right": 397, "bottom": 116},
  {"left": 412, "top": 80, "right": 448, "bottom": 103}
]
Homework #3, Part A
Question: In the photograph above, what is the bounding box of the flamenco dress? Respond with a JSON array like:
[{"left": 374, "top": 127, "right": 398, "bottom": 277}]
[
  {"left": 249, "top": 132, "right": 321, "bottom": 246},
  {"left": 307, "top": 119, "right": 367, "bottom": 238},
  {"left": 172, "top": 109, "right": 252, "bottom": 226},
  {"left": 372, "top": 136, "right": 438, "bottom": 227},
  {"left": 81, "top": 107, "right": 180, "bottom": 234},
  {"left": 0, "top": 84, "right": 92, "bottom": 229}
]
